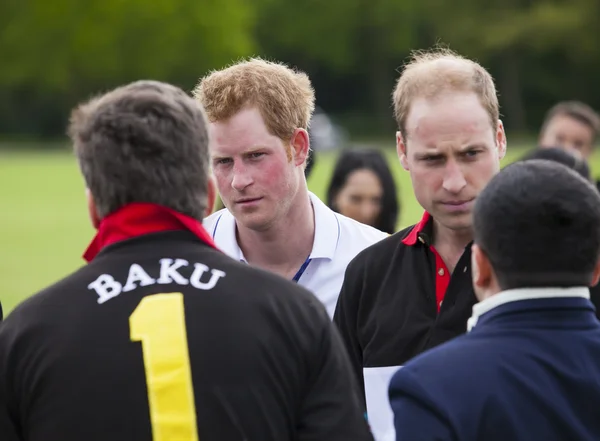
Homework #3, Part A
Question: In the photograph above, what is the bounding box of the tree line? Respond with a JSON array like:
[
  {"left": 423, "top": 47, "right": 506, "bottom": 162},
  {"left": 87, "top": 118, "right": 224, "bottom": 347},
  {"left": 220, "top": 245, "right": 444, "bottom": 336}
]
[{"left": 1, "top": 0, "right": 598, "bottom": 139}]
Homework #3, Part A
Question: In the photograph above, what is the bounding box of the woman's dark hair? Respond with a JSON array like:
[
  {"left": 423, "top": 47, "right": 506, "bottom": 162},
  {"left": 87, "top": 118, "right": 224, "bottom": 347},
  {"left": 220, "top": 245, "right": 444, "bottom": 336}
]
[
  {"left": 520, "top": 147, "right": 591, "bottom": 181},
  {"left": 326, "top": 148, "right": 399, "bottom": 234}
]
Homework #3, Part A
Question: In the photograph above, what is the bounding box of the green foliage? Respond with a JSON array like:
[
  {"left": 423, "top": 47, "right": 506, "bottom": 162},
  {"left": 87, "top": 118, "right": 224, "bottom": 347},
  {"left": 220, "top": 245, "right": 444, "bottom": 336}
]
[
  {"left": 423, "top": 0, "right": 595, "bottom": 57},
  {"left": 0, "top": 0, "right": 256, "bottom": 94},
  {"left": 0, "top": 0, "right": 598, "bottom": 137},
  {"left": 257, "top": 0, "right": 420, "bottom": 71}
]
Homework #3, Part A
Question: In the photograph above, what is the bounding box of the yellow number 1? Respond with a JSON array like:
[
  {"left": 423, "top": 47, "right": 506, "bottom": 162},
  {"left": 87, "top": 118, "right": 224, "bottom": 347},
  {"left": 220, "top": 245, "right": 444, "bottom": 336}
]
[{"left": 130, "top": 293, "right": 199, "bottom": 441}]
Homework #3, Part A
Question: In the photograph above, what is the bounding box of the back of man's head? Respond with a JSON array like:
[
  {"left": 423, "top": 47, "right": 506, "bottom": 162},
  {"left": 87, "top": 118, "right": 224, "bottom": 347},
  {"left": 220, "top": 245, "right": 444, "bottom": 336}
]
[
  {"left": 474, "top": 160, "right": 600, "bottom": 290},
  {"left": 520, "top": 147, "right": 591, "bottom": 182},
  {"left": 69, "top": 80, "right": 211, "bottom": 221}
]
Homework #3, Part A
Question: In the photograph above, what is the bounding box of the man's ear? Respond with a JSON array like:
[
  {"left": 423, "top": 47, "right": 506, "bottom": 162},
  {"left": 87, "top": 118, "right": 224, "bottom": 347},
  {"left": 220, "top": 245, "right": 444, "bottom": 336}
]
[
  {"left": 471, "top": 244, "right": 493, "bottom": 289},
  {"left": 397, "top": 131, "right": 409, "bottom": 170},
  {"left": 205, "top": 175, "right": 217, "bottom": 218},
  {"left": 86, "top": 188, "right": 101, "bottom": 230},
  {"left": 590, "top": 260, "right": 600, "bottom": 287},
  {"left": 496, "top": 119, "right": 507, "bottom": 160},
  {"left": 290, "top": 128, "right": 310, "bottom": 167}
]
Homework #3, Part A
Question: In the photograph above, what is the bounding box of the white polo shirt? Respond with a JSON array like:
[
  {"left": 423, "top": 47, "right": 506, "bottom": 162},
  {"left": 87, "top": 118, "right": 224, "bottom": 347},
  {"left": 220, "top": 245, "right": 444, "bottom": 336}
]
[{"left": 203, "top": 192, "right": 388, "bottom": 318}]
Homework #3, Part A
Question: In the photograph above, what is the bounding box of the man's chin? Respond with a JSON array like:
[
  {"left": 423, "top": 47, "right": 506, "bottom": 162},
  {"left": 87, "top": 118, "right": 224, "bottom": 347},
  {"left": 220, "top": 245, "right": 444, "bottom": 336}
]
[
  {"left": 434, "top": 211, "right": 473, "bottom": 232},
  {"left": 235, "top": 213, "right": 272, "bottom": 232}
]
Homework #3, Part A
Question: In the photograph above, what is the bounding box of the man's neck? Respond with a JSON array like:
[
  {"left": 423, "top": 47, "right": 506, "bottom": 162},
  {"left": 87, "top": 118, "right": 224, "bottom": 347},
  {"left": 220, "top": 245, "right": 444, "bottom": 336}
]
[
  {"left": 236, "top": 189, "right": 315, "bottom": 279},
  {"left": 432, "top": 220, "right": 473, "bottom": 273}
]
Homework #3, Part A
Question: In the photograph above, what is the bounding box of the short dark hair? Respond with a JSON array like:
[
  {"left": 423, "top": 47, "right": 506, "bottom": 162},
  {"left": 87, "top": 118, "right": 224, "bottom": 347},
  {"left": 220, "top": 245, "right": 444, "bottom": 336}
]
[
  {"left": 473, "top": 160, "right": 600, "bottom": 290},
  {"left": 69, "top": 80, "right": 211, "bottom": 220},
  {"left": 326, "top": 148, "right": 399, "bottom": 234},
  {"left": 520, "top": 147, "right": 591, "bottom": 181},
  {"left": 541, "top": 101, "right": 600, "bottom": 143}
]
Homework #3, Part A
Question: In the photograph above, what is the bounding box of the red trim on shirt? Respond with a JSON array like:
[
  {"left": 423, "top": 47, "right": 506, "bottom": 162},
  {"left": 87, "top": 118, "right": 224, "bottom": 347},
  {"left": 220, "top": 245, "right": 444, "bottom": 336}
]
[
  {"left": 401, "top": 211, "right": 431, "bottom": 246},
  {"left": 83, "top": 203, "right": 217, "bottom": 262},
  {"left": 402, "top": 211, "right": 450, "bottom": 312}
]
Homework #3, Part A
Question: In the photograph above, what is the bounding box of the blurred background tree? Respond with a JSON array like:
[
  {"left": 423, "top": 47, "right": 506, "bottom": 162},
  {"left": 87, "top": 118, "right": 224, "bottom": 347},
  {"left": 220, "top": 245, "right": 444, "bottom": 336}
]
[{"left": 0, "top": 0, "right": 598, "bottom": 140}]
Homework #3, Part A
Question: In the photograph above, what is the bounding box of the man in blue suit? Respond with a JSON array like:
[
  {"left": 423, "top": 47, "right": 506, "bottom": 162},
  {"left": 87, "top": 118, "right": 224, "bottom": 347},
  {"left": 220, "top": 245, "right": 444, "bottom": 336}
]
[{"left": 389, "top": 159, "right": 600, "bottom": 441}]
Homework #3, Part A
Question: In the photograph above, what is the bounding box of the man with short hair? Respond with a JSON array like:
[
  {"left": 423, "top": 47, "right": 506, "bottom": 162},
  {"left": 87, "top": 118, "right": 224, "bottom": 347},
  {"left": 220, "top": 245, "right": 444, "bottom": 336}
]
[
  {"left": 194, "top": 58, "right": 387, "bottom": 319},
  {"left": 333, "top": 48, "right": 507, "bottom": 441},
  {"left": 390, "top": 159, "right": 600, "bottom": 441},
  {"left": 539, "top": 100, "right": 600, "bottom": 160},
  {"left": 517, "top": 147, "right": 600, "bottom": 320},
  {"left": 521, "top": 146, "right": 592, "bottom": 181},
  {"left": 0, "top": 80, "right": 374, "bottom": 441}
]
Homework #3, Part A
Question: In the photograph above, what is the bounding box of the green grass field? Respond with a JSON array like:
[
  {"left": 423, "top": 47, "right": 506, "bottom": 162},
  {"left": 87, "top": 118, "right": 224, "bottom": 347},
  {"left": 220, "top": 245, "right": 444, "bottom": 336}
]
[{"left": 1, "top": 143, "right": 592, "bottom": 315}]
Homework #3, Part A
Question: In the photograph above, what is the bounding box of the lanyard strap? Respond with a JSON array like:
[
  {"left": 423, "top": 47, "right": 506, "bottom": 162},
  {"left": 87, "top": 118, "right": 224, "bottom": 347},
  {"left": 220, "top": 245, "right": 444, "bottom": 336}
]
[{"left": 292, "top": 257, "right": 312, "bottom": 283}]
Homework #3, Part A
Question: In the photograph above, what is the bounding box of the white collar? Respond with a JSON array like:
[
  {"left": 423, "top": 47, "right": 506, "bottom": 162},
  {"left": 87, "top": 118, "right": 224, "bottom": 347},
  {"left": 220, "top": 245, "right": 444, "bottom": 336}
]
[
  {"left": 212, "top": 192, "right": 340, "bottom": 262},
  {"left": 308, "top": 192, "right": 340, "bottom": 259},
  {"left": 467, "top": 286, "right": 590, "bottom": 332}
]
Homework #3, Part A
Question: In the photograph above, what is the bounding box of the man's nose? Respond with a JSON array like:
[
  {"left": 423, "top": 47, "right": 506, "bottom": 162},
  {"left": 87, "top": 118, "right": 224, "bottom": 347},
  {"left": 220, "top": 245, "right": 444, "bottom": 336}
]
[
  {"left": 442, "top": 160, "right": 467, "bottom": 194},
  {"left": 231, "top": 162, "right": 254, "bottom": 191}
]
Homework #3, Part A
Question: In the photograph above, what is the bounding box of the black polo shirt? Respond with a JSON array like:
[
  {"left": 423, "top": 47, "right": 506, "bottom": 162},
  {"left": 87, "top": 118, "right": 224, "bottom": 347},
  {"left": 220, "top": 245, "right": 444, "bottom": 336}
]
[
  {"left": 333, "top": 211, "right": 477, "bottom": 407},
  {"left": 0, "top": 231, "right": 373, "bottom": 441}
]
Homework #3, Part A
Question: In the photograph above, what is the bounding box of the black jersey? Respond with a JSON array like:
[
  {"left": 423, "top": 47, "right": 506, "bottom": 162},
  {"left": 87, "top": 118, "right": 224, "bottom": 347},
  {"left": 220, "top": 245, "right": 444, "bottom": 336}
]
[{"left": 0, "top": 231, "right": 373, "bottom": 441}]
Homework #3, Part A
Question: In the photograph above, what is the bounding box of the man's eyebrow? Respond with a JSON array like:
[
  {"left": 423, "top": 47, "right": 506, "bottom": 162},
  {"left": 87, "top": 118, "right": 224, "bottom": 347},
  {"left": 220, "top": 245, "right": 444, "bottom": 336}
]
[
  {"left": 415, "top": 151, "right": 444, "bottom": 158},
  {"left": 211, "top": 154, "right": 230, "bottom": 161},
  {"left": 461, "top": 144, "right": 487, "bottom": 151}
]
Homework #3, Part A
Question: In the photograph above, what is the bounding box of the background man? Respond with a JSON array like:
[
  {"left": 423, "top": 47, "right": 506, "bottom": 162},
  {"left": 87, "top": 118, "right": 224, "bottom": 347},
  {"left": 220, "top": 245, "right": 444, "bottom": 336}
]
[
  {"left": 0, "top": 80, "right": 374, "bottom": 441},
  {"left": 520, "top": 146, "right": 591, "bottom": 181},
  {"left": 538, "top": 100, "right": 600, "bottom": 160},
  {"left": 334, "top": 48, "right": 507, "bottom": 441},
  {"left": 195, "top": 58, "right": 387, "bottom": 319},
  {"left": 390, "top": 159, "right": 600, "bottom": 441}
]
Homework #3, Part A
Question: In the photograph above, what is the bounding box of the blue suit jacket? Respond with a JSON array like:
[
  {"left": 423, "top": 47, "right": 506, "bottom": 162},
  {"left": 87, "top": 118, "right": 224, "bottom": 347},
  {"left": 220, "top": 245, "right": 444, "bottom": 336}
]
[{"left": 389, "top": 296, "right": 600, "bottom": 441}]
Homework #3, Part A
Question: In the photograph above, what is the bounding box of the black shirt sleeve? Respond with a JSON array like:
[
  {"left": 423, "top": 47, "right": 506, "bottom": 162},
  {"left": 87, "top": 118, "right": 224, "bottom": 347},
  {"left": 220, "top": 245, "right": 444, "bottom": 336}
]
[
  {"left": 333, "top": 255, "right": 367, "bottom": 407},
  {"left": 0, "top": 397, "right": 20, "bottom": 441},
  {"left": 0, "top": 326, "right": 22, "bottom": 441},
  {"left": 298, "top": 305, "right": 373, "bottom": 441}
]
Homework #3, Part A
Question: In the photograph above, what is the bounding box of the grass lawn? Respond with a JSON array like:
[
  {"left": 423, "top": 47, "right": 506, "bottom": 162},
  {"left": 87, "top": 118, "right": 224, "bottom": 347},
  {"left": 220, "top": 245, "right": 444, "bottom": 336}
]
[{"left": 0, "top": 142, "right": 591, "bottom": 315}]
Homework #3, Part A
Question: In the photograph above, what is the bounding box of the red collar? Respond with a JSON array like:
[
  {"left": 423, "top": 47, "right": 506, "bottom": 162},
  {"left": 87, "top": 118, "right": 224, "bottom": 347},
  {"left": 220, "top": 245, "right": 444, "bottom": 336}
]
[
  {"left": 83, "top": 203, "right": 217, "bottom": 262},
  {"left": 402, "top": 211, "right": 431, "bottom": 246}
]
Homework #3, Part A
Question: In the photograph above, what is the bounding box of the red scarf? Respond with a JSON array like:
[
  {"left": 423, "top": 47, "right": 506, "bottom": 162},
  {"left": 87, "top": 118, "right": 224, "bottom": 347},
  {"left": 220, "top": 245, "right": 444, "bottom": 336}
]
[{"left": 83, "top": 203, "right": 217, "bottom": 262}]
